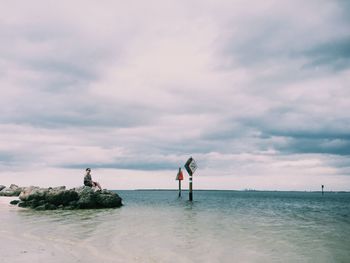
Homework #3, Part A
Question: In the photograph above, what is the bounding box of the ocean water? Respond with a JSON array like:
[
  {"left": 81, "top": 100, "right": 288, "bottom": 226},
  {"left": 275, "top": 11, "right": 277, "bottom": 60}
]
[{"left": 1, "top": 190, "right": 350, "bottom": 263}]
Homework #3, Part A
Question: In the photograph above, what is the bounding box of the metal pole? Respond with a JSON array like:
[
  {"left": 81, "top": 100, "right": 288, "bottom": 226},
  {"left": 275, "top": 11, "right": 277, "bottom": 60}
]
[
  {"left": 189, "top": 174, "right": 193, "bottom": 201},
  {"left": 178, "top": 180, "right": 181, "bottom": 197}
]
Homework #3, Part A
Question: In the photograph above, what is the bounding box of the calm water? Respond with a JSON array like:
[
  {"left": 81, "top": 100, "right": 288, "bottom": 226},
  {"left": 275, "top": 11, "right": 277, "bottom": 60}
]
[{"left": 1, "top": 191, "right": 350, "bottom": 263}]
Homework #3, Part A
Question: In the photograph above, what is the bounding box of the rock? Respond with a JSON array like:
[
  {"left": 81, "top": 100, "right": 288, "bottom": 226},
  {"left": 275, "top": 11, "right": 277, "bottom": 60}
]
[
  {"left": 0, "top": 184, "right": 23, "bottom": 196},
  {"left": 16, "top": 186, "right": 122, "bottom": 210},
  {"left": 77, "top": 187, "right": 98, "bottom": 209},
  {"left": 51, "top": 186, "right": 67, "bottom": 193},
  {"left": 0, "top": 185, "right": 5, "bottom": 191},
  {"left": 19, "top": 186, "right": 41, "bottom": 201},
  {"left": 10, "top": 200, "right": 20, "bottom": 205},
  {"left": 96, "top": 190, "right": 123, "bottom": 208},
  {"left": 71, "top": 186, "right": 85, "bottom": 194},
  {"left": 18, "top": 202, "right": 30, "bottom": 208},
  {"left": 19, "top": 187, "right": 48, "bottom": 205},
  {"left": 46, "top": 189, "right": 79, "bottom": 206}
]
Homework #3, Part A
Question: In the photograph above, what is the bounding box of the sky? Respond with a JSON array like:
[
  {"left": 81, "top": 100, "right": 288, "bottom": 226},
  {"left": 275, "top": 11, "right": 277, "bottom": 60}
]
[{"left": 0, "top": 0, "right": 350, "bottom": 190}]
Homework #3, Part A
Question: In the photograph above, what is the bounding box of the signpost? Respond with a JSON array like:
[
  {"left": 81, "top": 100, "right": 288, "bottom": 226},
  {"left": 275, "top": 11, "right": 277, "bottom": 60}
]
[
  {"left": 184, "top": 157, "right": 197, "bottom": 201},
  {"left": 176, "top": 167, "right": 184, "bottom": 197}
]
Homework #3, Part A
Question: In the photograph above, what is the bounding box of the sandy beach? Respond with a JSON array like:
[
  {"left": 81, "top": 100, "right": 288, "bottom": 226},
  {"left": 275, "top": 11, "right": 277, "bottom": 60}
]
[
  {"left": 0, "top": 197, "right": 72, "bottom": 263},
  {"left": 0, "top": 196, "right": 130, "bottom": 263}
]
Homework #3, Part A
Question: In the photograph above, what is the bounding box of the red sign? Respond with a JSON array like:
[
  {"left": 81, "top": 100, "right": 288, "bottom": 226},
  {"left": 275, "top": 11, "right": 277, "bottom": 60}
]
[{"left": 176, "top": 170, "right": 184, "bottom": 181}]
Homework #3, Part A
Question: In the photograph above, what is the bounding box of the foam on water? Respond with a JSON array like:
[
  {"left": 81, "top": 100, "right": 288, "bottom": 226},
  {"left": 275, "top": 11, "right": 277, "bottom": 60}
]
[{"left": 0, "top": 191, "right": 349, "bottom": 262}]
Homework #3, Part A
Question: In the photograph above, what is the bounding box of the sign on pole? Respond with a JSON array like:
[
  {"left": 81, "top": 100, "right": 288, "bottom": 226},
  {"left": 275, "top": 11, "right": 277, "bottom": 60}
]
[
  {"left": 176, "top": 168, "right": 184, "bottom": 197},
  {"left": 184, "top": 157, "right": 197, "bottom": 201},
  {"left": 185, "top": 157, "right": 197, "bottom": 176}
]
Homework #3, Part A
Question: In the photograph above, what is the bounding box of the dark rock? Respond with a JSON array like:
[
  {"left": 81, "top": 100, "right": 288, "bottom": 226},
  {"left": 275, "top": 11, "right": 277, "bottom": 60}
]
[
  {"left": 46, "top": 190, "right": 79, "bottom": 206},
  {"left": 96, "top": 190, "right": 123, "bottom": 208},
  {"left": 77, "top": 187, "right": 97, "bottom": 209},
  {"left": 10, "top": 200, "right": 20, "bottom": 205},
  {"left": 18, "top": 202, "right": 29, "bottom": 208},
  {"left": 0, "top": 185, "right": 5, "bottom": 191},
  {"left": 15, "top": 186, "right": 122, "bottom": 210}
]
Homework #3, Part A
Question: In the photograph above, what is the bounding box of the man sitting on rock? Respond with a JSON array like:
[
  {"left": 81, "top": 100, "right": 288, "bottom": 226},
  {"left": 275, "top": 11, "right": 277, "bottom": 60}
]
[{"left": 84, "top": 168, "right": 102, "bottom": 191}]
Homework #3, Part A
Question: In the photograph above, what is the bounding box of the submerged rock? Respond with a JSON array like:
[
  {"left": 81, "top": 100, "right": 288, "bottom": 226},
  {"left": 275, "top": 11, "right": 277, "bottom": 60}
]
[
  {"left": 0, "top": 184, "right": 23, "bottom": 196},
  {"left": 16, "top": 186, "right": 122, "bottom": 210},
  {"left": 10, "top": 200, "right": 20, "bottom": 205}
]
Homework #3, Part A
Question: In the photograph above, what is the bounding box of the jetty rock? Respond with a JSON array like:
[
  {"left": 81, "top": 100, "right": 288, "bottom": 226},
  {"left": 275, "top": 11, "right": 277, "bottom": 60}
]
[
  {"left": 16, "top": 186, "right": 123, "bottom": 210},
  {"left": 0, "top": 184, "right": 24, "bottom": 196}
]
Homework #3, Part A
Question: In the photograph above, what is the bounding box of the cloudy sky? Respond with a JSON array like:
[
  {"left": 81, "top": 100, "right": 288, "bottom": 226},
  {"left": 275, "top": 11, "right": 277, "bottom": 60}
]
[{"left": 1, "top": 0, "right": 349, "bottom": 190}]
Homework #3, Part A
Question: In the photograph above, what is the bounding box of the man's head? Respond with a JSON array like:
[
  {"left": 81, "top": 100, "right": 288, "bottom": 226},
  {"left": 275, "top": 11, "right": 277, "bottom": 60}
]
[{"left": 86, "top": 168, "right": 91, "bottom": 172}]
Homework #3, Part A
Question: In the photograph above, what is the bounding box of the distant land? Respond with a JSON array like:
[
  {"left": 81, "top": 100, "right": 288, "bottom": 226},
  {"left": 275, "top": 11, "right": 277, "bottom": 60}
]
[{"left": 132, "top": 189, "right": 350, "bottom": 193}]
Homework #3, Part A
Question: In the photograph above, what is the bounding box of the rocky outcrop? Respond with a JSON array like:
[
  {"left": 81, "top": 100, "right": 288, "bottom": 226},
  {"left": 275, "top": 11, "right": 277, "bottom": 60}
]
[
  {"left": 0, "top": 185, "right": 5, "bottom": 191},
  {"left": 0, "top": 184, "right": 23, "bottom": 196},
  {"left": 14, "top": 186, "right": 122, "bottom": 210}
]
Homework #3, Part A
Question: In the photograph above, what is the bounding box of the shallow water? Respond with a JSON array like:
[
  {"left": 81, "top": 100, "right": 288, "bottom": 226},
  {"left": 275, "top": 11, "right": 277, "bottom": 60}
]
[{"left": 1, "top": 191, "right": 349, "bottom": 262}]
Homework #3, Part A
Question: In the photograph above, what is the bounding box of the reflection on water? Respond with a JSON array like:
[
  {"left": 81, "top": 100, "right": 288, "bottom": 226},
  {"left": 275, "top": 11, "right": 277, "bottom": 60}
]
[{"left": 1, "top": 191, "right": 350, "bottom": 262}]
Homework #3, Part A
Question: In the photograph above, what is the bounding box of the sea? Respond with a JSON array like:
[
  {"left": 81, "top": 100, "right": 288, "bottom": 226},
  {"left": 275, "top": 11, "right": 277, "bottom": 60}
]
[{"left": 1, "top": 190, "right": 349, "bottom": 263}]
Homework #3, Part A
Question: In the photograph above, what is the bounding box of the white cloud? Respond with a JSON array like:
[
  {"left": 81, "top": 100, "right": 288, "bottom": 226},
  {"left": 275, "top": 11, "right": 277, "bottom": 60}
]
[{"left": 0, "top": 0, "right": 349, "bottom": 190}]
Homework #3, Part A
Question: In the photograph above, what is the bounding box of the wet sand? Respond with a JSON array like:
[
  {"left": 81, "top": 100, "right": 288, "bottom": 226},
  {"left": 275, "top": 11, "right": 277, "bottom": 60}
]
[
  {"left": 0, "top": 197, "right": 64, "bottom": 263},
  {"left": 0, "top": 197, "right": 126, "bottom": 263}
]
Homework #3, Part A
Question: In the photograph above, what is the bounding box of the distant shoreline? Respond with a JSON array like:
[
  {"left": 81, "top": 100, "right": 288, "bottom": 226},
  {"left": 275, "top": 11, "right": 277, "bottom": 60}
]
[{"left": 131, "top": 189, "right": 350, "bottom": 193}]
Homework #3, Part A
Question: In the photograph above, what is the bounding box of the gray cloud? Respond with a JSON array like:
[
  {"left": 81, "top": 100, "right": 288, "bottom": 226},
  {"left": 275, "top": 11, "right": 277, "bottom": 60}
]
[
  {"left": 62, "top": 160, "right": 178, "bottom": 171},
  {"left": 301, "top": 38, "right": 350, "bottom": 71},
  {"left": 0, "top": 0, "right": 349, "bottom": 189},
  {"left": 277, "top": 138, "right": 350, "bottom": 156},
  {"left": 2, "top": 101, "right": 155, "bottom": 129},
  {"left": 240, "top": 113, "right": 350, "bottom": 156},
  {"left": 0, "top": 152, "right": 15, "bottom": 164},
  {"left": 217, "top": 0, "right": 350, "bottom": 75}
]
